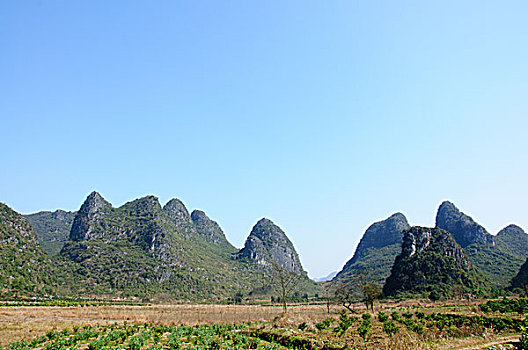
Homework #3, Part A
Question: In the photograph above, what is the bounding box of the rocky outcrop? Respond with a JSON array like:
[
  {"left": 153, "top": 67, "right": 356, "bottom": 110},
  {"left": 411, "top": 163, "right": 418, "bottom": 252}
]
[
  {"left": 70, "top": 191, "right": 113, "bottom": 241},
  {"left": 236, "top": 218, "right": 304, "bottom": 274},
  {"left": 435, "top": 201, "right": 495, "bottom": 248},
  {"left": 25, "top": 209, "right": 77, "bottom": 256},
  {"left": 57, "top": 192, "right": 321, "bottom": 299},
  {"left": 163, "top": 198, "right": 195, "bottom": 235},
  {"left": 191, "top": 210, "right": 229, "bottom": 245},
  {"left": 333, "top": 213, "right": 410, "bottom": 285},
  {"left": 435, "top": 201, "right": 528, "bottom": 286},
  {"left": 383, "top": 226, "right": 483, "bottom": 298}
]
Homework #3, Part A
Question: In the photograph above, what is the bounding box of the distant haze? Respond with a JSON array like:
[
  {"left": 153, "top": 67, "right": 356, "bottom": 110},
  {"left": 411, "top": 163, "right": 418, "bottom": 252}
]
[{"left": 1, "top": 1, "right": 527, "bottom": 278}]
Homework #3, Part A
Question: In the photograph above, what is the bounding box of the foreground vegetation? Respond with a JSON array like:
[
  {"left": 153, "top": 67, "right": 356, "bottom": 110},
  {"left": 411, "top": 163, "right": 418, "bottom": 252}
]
[{"left": 2, "top": 298, "right": 527, "bottom": 349}]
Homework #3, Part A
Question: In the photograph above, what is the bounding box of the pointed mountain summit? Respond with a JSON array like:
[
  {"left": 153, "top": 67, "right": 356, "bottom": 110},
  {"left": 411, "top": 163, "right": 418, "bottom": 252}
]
[
  {"left": 496, "top": 225, "right": 528, "bottom": 258},
  {"left": 0, "top": 203, "right": 56, "bottom": 297},
  {"left": 163, "top": 198, "right": 195, "bottom": 234},
  {"left": 435, "top": 201, "right": 494, "bottom": 247},
  {"left": 383, "top": 226, "right": 484, "bottom": 298},
  {"left": 236, "top": 218, "right": 304, "bottom": 274},
  {"left": 191, "top": 210, "right": 231, "bottom": 246},
  {"left": 333, "top": 213, "right": 410, "bottom": 286},
  {"left": 70, "top": 191, "right": 113, "bottom": 241},
  {"left": 57, "top": 192, "right": 318, "bottom": 299},
  {"left": 436, "top": 201, "right": 526, "bottom": 286}
]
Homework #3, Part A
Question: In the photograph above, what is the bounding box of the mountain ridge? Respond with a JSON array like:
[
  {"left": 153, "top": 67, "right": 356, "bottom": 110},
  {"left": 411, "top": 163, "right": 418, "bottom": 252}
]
[{"left": 332, "top": 212, "right": 410, "bottom": 287}]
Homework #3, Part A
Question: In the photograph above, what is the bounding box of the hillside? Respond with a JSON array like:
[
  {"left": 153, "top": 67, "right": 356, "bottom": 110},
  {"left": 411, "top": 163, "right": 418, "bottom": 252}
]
[
  {"left": 55, "top": 192, "right": 319, "bottom": 300},
  {"left": 383, "top": 226, "right": 485, "bottom": 298},
  {"left": 25, "top": 210, "right": 76, "bottom": 256},
  {"left": 332, "top": 213, "right": 410, "bottom": 287},
  {"left": 57, "top": 192, "right": 255, "bottom": 299},
  {"left": 511, "top": 257, "right": 528, "bottom": 293},
  {"left": 0, "top": 203, "right": 56, "bottom": 297},
  {"left": 236, "top": 218, "right": 305, "bottom": 274},
  {"left": 436, "top": 201, "right": 526, "bottom": 286},
  {"left": 495, "top": 224, "right": 528, "bottom": 258}
]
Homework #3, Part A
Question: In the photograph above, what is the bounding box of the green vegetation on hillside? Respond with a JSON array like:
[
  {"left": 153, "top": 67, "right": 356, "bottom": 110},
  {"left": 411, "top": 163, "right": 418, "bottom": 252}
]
[
  {"left": 0, "top": 203, "right": 56, "bottom": 297},
  {"left": 56, "top": 193, "right": 320, "bottom": 300},
  {"left": 383, "top": 227, "right": 486, "bottom": 299},
  {"left": 332, "top": 213, "right": 410, "bottom": 293},
  {"left": 24, "top": 210, "right": 76, "bottom": 256}
]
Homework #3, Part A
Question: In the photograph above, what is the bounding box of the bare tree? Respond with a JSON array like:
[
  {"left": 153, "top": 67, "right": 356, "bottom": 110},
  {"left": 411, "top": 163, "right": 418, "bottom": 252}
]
[
  {"left": 270, "top": 260, "right": 301, "bottom": 313},
  {"left": 334, "top": 270, "right": 382, "bottom": 313},
  {"left": 323, "top": 283, "right": 333, "bottom": 314},
  {"left": 334, "top": 282, "right": 356, "bottom": 312}
]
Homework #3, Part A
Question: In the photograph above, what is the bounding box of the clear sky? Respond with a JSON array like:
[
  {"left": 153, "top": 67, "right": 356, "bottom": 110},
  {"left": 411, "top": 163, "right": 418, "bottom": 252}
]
[{"left": 1, "top": 1, "right": 527, "bottom": 278}]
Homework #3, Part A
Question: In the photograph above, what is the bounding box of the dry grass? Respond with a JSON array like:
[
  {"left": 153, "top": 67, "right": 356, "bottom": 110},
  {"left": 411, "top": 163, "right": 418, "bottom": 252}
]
[
  {"left": 0, "top": 302, "right": 521, "bottom": 349},
  {"left": 0, "top": 303, "right": 333, "bottom": 347}
]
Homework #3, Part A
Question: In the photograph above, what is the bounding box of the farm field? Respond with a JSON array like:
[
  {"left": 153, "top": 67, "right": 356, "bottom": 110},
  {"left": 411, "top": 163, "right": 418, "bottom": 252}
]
[{"left": 0, "top": 300, "right": 525, "bottom": 349}]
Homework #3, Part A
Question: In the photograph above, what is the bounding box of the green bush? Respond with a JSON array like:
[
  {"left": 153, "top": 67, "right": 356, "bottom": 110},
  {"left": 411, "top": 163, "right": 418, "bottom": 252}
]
[
  {"left": 378, "top": 311, "right": 389, "bottom": 322},
  {"left": 315, "top": 318, "right": 332, "bottom": 331},
  {"left": 415, "top": 311, "right": 425, "bottom": 319},
  {"left": 520, "top": 326, "right": 528, "bottom": 350},
  {"left": 383, "top": 320, "right": 399, "bottom": 336},
  {"left": 357, "top": 315, "right": 372, "bottom": 342},
  {"left": 334, "top": 311, "right": 354, "bottom": 337},
  {"left": 391, "top": 311, "right": 402, "bottom": 322},
  {"left": 402, "top": 311, "right": 413, "bottom": 319}
]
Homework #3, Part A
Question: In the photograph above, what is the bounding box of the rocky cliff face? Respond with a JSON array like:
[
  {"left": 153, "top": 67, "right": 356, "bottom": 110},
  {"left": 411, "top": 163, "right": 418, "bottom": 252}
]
[
  {"left": 163, "top": 199, "right": 195, "bottom": 235},
  {"left": 0, "top": 203, "right": 56, "bottom": 297},
  {"left": 435, "top": 201, "right": 527, "bottom": 286},
  {"left": 25, "top": 209, "right": 77, "bottom": 256},
  {"left": 58, "top": 192, "right": 317, "bottom": 299},
  {"left": 191, "top": 210, "right": 230, "bottom": 246},
  {"left": 435, "top": 201, "right": 495, "bottom": 247},
  {"left": 236, "top": 218, "right": 304, "bottom": 274},
  {"left": 383, "top": 226, "right": 483, "bottom": 298},
  {"left": 333, "top": 213, "right": 410, "bottom": 285},
  {"left": 70, "top": 191, "right": 113, "bottom": 241}
]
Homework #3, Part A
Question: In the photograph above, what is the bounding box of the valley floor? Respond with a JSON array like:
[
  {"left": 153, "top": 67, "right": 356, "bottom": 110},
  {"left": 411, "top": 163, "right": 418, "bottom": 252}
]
[{"left": 0, "top": 300, "right": 523, "bottom": 349}]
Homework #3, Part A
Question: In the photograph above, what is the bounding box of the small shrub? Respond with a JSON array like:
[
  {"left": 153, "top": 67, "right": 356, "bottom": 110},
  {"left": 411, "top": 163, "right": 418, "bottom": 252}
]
[
  {"left": 298, "top": 322, "right": 308, "bottom": 331},
  {"left": 315, "top": 318, "right": 333, "bottom": 331},
  {"left": 520, "top": 326, "right": 528, "bottom": 350},
  {"left": 378, "top": 311, "right": 389, "bottom": 322},
  {"left": 334, "top": 311, "right": 353, "bottom": 336},
  {"left": 402, "top": 311, "right": 413, "bottom": 319},
  {"left": 383, "top": 320, "right": 399, "bottom": 336},
  {"left": 358, "top": 316, "right": 372, "bottom": 342},
  {"left": 391, "top": 311, "right": 402, "bottom": 322}
]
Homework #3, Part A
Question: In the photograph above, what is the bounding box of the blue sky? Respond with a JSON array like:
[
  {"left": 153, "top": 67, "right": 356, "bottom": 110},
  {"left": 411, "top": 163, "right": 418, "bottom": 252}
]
[{"left": 1, "top": 1, "right": 527, "bottom": 278}]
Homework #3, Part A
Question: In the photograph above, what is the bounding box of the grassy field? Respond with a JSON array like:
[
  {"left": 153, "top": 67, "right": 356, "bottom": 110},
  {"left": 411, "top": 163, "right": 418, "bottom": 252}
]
[{"left": 0, "top": 300, "right": 524, "bottom": 349}]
